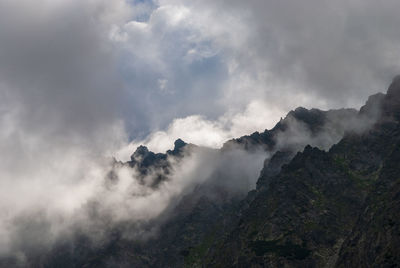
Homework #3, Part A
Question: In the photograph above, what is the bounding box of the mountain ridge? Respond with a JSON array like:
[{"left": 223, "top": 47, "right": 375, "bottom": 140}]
[
  {"left": 198, "top": 76, "right": 400, "bottom": 267},
  {"left": 2, "top": 77, "right": 399, "bottom": 267}
]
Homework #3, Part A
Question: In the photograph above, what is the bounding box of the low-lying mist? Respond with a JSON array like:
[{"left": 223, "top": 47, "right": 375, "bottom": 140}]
[{"left": 0, "top": 138, "right": 267, "bottom": 264}]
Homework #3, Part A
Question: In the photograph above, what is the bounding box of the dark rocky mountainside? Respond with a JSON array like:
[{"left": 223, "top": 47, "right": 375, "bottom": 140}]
[
  {"left": 3, "top": 77, "right": 400, "bottom": 268},
  {"left": 197, "top": 77, "right": 400, "bottom": 267}
]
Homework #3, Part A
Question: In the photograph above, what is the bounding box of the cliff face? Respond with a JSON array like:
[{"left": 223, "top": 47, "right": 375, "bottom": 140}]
[
  {"left": 335, "top": 78, "right": 400, "bottom": 267},
  {"left": 336, "top": 138, "right": 400, "bottom": 267}
]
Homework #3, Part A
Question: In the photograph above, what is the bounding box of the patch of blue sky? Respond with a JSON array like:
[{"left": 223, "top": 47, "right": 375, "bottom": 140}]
[{"left": 126, "top": 0, "right": 158, "bottom": 22}]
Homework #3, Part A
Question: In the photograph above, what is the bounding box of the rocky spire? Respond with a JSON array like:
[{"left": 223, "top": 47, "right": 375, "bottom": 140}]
[
  {"left": 130, "top": 145, "right": 150, "bottom": 162},
  {"left": 383, "top": 75, "right": 400, "bottom": 120}
]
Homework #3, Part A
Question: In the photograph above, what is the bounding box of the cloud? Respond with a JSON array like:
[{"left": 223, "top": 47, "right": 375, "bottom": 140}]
[
  {"left": 0, "top": 0, "right": 132, "bottom": 257},
  {"left": 0, "top": 0, "right": 399, "bottom": 263},
  {"left": 116, "top": 100, "right": 286, "bottom": 155},
  {"left": 162, "top": 0, "right": 400, "bottom": 108},
  {"left": 109, "top": 0, "right": 400, "bottom": 141}
]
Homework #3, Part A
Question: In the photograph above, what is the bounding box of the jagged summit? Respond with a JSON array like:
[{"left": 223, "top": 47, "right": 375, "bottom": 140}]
[
  {"left": 130, "top": 139, "right": 188, "bottom": 164},
  {"left": 222, "top": 106, "right": 359, "bottom": 152},
  {"left": 388, "top": 74, "right": 400, "bottom": 96},
  {"left": 167, "top": 138, "right": 188, "bottom": 155},
  {"left": 383, "top": 75, "right": 400, "bottom": 119},
  {"left": 173, "top": 138, "right": 186, "bottom": 151},
  {"left": 128, "top": 138, "right": 190, "bottom": 181},
  {"left": 359, "top": 92, "right": 385, "bottom": 116},
  {"left": 131, "top": 145, "right": 150, "bottom": 161}
]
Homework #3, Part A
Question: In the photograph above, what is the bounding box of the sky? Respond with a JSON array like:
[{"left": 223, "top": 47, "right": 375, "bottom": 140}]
[
  {"left": 0, "top": 0, "right": 400, "bottom": 259},
  {"left": 1, "top": 0, "right": 400, "bottom": 153}
]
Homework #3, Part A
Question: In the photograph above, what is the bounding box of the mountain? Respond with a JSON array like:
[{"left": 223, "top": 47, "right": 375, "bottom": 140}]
[
  {"left": 3, "top": 77, "right": 400, "bottom": 267},
  {"left": 193, "top": 77, "right": 400, "bottom": 267}
]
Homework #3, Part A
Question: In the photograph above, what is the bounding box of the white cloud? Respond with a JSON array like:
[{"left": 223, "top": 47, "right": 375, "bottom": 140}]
[{"left": 117, "top": 100, "right": 286, "bottom": 156}]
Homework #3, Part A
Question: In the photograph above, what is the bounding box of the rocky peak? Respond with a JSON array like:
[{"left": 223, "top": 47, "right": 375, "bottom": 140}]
[
  {"left": 284, "top": 107, "right": 327, "bottom": 134},
  {"left": 387, "top": 75, "right": 400, "bottom": 98},
  {"left": 382, "top": 75, "right": 400, "bottom": 120},
  {"left": 359, "top": 92, "right": 385, "bottom": 117},
  {"left": 173, "top": 138, "right": 186, "bottom": 151},
  {"left": 256, "top": 150, "right": 294, "bottom": 190},
  {"left": 167, "top": 138, "right": 187, "bottom": 155},
  {"left": 131, "top": 145, "right": 150, "bottom": 161}
]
